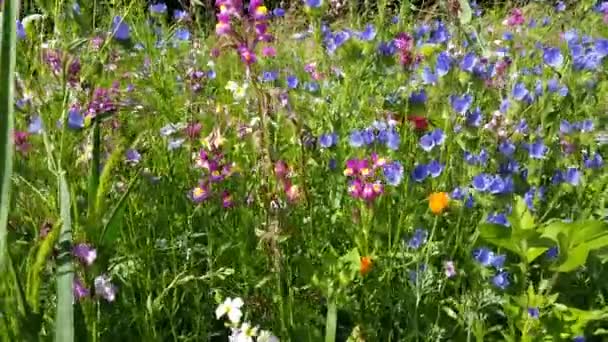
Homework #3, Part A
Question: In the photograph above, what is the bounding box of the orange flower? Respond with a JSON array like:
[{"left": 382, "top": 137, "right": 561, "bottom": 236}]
[
  {"left": 360, "top": 256, "right": 373, "bottom": 276},
  {"left": 429, "top": 192, "right": 449, "bottom": 214}
]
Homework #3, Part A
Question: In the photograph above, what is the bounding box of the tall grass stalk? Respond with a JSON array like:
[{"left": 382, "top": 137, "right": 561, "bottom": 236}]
[{"left": 0, "top": 0, "right": 19, "bottom": 271}]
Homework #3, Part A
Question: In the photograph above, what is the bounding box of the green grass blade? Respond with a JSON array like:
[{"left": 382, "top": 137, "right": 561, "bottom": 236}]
[
  {"left": 0, "top": 0, "right": 19, "bottom": 271},
  {"left": 27, "top": 219, "right": 62, "bottom": 313},
  {"left": 99, "top": 167, "right": 141, "bottom": 247},
  {"left": 88, "top": 119, "right": 101, "bottom": 221},
  {"left": 55, "top": 172, "right": 74, "bottom": 342},
  {"left": 325, "top": 297, "right": 337, "bottom": 342}
]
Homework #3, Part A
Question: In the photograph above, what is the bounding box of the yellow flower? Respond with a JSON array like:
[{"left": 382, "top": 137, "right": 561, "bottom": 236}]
[{"left": 429, "top": 192, "right": 449, "bottom": 215}]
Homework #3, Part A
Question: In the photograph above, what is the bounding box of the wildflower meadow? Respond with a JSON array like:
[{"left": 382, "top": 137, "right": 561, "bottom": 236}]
[{"left": 2, "top": 0, "right": 608, "bottom": 340}]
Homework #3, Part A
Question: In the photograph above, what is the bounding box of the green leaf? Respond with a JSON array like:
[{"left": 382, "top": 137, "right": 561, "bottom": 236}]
[
  {"left": 554, "top": 243, "right": 589, "bottom": 272},
  {"left": 509, "top": 196, "right": 535, "bottom": 232},
  {"left": 570, "top": 220, "right": 608, "bottom": 246},
  {"left": 457, "top": 0, "right": 473, "bottom": 25},
  {"left": 55, "top": 172, "right": 74, "bottom": 342},
  {"left": 526, "top": 247, "right": 549, "bottom": 263},
  {"left": 479, "top": 223, "right": 521, "bottom": 255},
  {"left": 87, "top": 120, "right": 101, "bottom": 222},
  {"left": 27, "top": 220, "right": 62, "bottom": 312},
  {"left": 99, "top": 168, "right": 141, "bottom": 247},
  {"left": 0, "top": 0, "right": 18, "bottom": 273}
]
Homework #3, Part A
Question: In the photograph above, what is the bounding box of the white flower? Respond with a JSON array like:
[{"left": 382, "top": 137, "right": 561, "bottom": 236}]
[
  {"left": 215, "top": 297, "right": 244, "bottom": 323},
  {"left": 258, "top": 330, "right": 279, "bottom": 342},
  {"left": 225, "top": 81, "right": 239, "bottom": 92},
  {"left": 234, "top": 322, "right": 258, "bottom": 342}
]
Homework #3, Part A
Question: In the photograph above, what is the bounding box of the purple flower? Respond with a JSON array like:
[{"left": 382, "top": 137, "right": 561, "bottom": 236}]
[
  {"left": 498, "top": 140, "right": 516, "bottom": 157},
  {"left": 543, "top": 47, "right": 564, "bottom": 68},
  {"left": 465, "top": 107, "right": 483, "bottom": 127},
  {"left": 174, "top": 10, "right": 189, "bottom": 21},
  {"left": 125, "top": 149, "right": 141, "bottom": 164},
  {"left": 112, "top": 16, "right": 130, "bottom": 41},
  {"left": 73, "top": 277, "right": 90, "bottom": 300},
  {"left": 409, "top": 89, "right": 427, "bottom": 104},
  {"left": 66, "top": 107, "right": 84, "bottom": 130},
  {"left": 412, "top": 164, "right": 429, "bottom": 182},
  {"left": 473, "top": 247, "right": 494, "bottom": 266},
  {"left": 175, "top": 28, "right": 190, "bottom": 41},
  {"left": 450, "top": 94, "right": 473, "bottom": 114},
  {"left": 492, "top": 271, "right": 510, "bottom": 289},
  {"left": 349, "top": 130, "right": 364, "bottom": 147},
  {"left": 451, "top": 187, "right": 466, "bottom": 200},
  {"left": 407, "top": 228, "right": 428, "bottom": 249},
  {"left": 94, "top": 274, "right": 117, "bottom": 302},
  {"left": 73, "top": 243, "right": 97, "bottom": 266}
]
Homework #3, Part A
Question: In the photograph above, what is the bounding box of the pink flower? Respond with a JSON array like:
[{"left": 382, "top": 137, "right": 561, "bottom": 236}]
[
  {"left": 262, "top": 46, "right": 276, "bottom": 57},
  {"left": 505, "top": 8, "right": 525, "bottom": 26}
]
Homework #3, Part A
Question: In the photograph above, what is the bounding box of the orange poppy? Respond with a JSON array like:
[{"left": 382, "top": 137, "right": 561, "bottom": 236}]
[
  {"left": 360, "top": 256, "right": 373, "bottom": 276},
  {"left": 429, "top": 192, "right": 449, "bottom": 214}
]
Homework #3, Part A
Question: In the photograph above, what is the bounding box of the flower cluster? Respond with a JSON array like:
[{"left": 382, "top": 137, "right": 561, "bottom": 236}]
[
  {"left": 190, "top": 147, "right": 236, "bottom": 207},
  {"left": 216, "top": 297, "right": 279, "bottom": 342},
  {"left": 473, "top": 247, "right": 509, "bottom": 290},
  {"left": 274, "top": 160, "right": 302, "bottom": 203},
  {"left": 71, "top": 242, "right": 117, "bottom": 302},
  {"left": 348, "top": 120, "right": 400, "bottom": 150}
]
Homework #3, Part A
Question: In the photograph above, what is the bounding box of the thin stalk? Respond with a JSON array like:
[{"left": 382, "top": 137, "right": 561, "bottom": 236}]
[{"left": 0, "top": 0, "right": 19, "bottom": 271}]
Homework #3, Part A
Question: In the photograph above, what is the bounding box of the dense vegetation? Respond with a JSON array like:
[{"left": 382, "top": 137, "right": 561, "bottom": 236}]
[{"left": 1, "top": 0, "right": 608, "bottom": 341}]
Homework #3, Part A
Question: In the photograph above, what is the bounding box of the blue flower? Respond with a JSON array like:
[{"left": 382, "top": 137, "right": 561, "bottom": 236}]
[
  {"left": 543, "top": 47, "right": 564, "bottom": 68},
  {"left": 378, "top": 41, "right": 397, "bottom": 56},
  {"left": 408, "top": 228, "right": 428, "bottom": 249},
  {"left": 558, "top": 86, "right": 569, "bottom": 97},
  {"left": 286, "top": 75, "right": 299, "bottom": 89},
  {"left": 436, "top": 51, "right": 452, "bottom": 77},
  {"left": 573, "top": 336, "right": 585, "bottom": 342},
  {"left": 409, "top": 89, "right": 427, "bottom": 104},
  {"left": 528, "top": 307, "right": 540, "bottom": 318},
  {"left": 174, "top": 10, "right": 188, "bottom": 20},
  {"left": 465, "top": 107, "right": 483, "bottom": 127},
  {"left": 421, "top": 67, "right": 438, "bottom": 85},
  {"left": 460, "top": 52, "right": 477, "bottom": 72},
  {"left": 451, "top": 187, "right": 466, "bottom": 200},
  {"left": 17, "top": 20, "right": 26, "bottom": 40},
  {"left": 112, "top": 16, "right": 130, "bottom": 41},
  {"left": 304, "top": 81, "right": 319, "bottom": 92},
  {"left": 319, "top": 132, "right": 338, "bottom": 148},
  {"left": 412, "top": 164, "right": 429, "bottom": 182},
  {"left": 556, "top": 1, "right": 566, "bottom": 11},
  {"left": 473, "top": 247, "right": 494, "bottom": 266},
  {"left": 273, "top": 8, "right": 286, "bottom": 17},
  {"left": 175, "top": 28, "right": 190, "bottom": 41},
  {"left": 125, "top": 149, "right": 141, "bottom": 164},
  {"left": 546, "top": 246, "right": 559, "bottom": 260},
  {"left": 498, "top": 140, "right": 516, "bottom": 157},
  {"left": 512, "top": 83, "right": 529, "bottom": 101},
  {"left": 499, "top": 159, "right": 519, "bottom": 175},
  {"left": 584, "top": 152, "right": 603, "bottom": 169},
  {"left": 67, "top": 107, "right": 85, "bottom": 130},
  {"left": 491, "top": 254, "right": 506, "bottom": 269},
  {"left": 428, "top": 160, "right": 444, "bottom": 178},
  {"left": 527, "top": 139, "right": 548, "bottom": 159},
  {"left": 472, "top": 173, "right": 491, "bottom": 191},
  {"left": 150, "top": 2, "right": 167, "bottom": 14},
  {"left": 385, "top": 129, "right": 400, "bottom": 150},
  {"left": 420, "top": 129, "right": 445, "bottom": 152},
  {"left": 384, "top": 161, "right": 404, "bottom": 186},
  {"left": 428, "top": 21, "right": 449, "bottom": 44},
  {"left": 305, "top": 0, "right": 322, "bottom": 8},
  {"left": 534, "top": 79, "right": 543, "bottom": 97},
  {"left": 349, "top": 130, "right": 364, "bottom": 147},
  {"left": 489, "top": 176, "right": 513, "bottom": 195},
  {"left": 28, "top": 115, "right": 43, "bottom": 134},
  {"left": 515, "top": 119, "right": 528, "bottom": 134},
  {"left": 500, "top": 98, "right": 510, "bottom": 114},
  {"left": 262, "top": 70, "right": 279, "bottom": 82},
  {"left": 595, "top": 39, "right": 608, "bottom": 57},
  {"left": 450, "top": 94, "right": 473, "bottom": 114},
  {"left": 358, "top": 24, "right": 376, "bottom": 41},
  {"left": 487, "top": 212, "right": 510, "bottom": 227},
  {"left": 564, "top": 167, "right": 581, "bottom": 185},
  {"left": 492, "top": 271, "right": 510, "bottom": 289}
]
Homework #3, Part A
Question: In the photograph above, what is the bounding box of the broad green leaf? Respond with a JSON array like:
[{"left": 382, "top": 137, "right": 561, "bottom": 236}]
[
  {"left": 554, "top": 243, "right": 589, "bottom": 272},
  {"left": 570, "top": 220, "right": 608, "bottom": 246},
  {"left": 526, "top": 247, "right": 549, "bottom": 263},
  {"left": 0, "top": 0, "right": 18, "bottom": 273},
  {"left": 509, "top": 196, "right": 535, "bottom": 232},
  {"left": 479, "top": 223, "right": 521, "bottom": 255}
]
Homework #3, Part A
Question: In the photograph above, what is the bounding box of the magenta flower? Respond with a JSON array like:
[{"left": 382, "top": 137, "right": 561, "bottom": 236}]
[
  {"left": 73, "top": 277, "right": 90, "bottom": 300},
  {"left": 14, "top": 131, "right": 31, "bottom": 154},
  {"left": 190, "top": 185, "right": 211, "bottom": 203}
]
